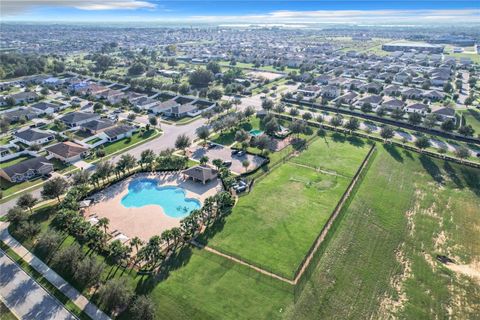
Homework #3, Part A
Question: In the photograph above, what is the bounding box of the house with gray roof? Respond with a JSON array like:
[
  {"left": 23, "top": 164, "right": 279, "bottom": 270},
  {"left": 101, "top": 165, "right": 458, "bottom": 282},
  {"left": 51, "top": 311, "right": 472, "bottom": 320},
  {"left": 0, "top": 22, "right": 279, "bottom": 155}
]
[
  {"left": 100, "top": 125, "right": 136, "bottom": 142},
  {"left": 13, "top": 129, "right": 55, "bottom": 146},
  {"left": 80, "top": 119, "right": 115, "bottom": 134},
  {"left": 60, "top": 111, "right": 100, "bottom": 128},
  {"left": 0, "top": 156, "right": 53, "bottom": 183}
]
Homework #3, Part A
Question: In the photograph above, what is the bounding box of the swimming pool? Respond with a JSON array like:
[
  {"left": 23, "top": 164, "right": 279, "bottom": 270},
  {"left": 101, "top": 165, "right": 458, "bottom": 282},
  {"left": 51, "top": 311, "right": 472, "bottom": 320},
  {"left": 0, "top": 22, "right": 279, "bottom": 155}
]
[
  {"left": 249, "top": 129, "right": 264, "bottom": 137},
  {"left": 121, "top": 178, "right": 201, "bottom": 218}
]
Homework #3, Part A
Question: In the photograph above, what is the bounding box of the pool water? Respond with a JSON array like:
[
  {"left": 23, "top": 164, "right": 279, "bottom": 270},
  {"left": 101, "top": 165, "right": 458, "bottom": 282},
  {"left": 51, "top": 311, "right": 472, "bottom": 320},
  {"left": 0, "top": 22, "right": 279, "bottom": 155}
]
[
  {"left": 249, "top": 129, "right": 264, "bottom": 137},
  {"left": 121, "top": 178, "right": 201, "bottom": 218}
]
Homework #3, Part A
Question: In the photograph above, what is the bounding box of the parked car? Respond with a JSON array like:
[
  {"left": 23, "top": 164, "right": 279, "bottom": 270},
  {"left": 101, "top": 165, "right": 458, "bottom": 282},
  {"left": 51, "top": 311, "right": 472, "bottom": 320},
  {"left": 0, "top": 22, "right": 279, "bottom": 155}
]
[
  {"left": 236, "top": 150, "right": 246, "bottom": 157},
  {"left": 231, "top": 149, "right": 239, "bottom": 155},
  {"left": 222, "top": 160, "right": 232, "bottom": 167}
]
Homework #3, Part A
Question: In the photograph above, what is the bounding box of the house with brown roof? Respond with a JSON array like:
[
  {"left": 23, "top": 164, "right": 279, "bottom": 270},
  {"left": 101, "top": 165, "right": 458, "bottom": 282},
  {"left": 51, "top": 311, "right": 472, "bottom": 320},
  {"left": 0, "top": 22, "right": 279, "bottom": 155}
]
[{"left": 46, "top": 141, "right": 88, "bottom": 163}]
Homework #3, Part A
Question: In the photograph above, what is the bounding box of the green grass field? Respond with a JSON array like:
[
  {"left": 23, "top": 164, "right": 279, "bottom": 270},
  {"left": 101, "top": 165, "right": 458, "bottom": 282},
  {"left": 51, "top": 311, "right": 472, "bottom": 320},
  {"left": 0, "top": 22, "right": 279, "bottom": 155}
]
[
  {"left": 286, "top": 145, "right": 480, "bottom": 319},
  {"left": 460, "top": 109, "right": 480, "bottom": 134},
  {"left": 202, "top": 136, "right": 370, "bottom": 278}
]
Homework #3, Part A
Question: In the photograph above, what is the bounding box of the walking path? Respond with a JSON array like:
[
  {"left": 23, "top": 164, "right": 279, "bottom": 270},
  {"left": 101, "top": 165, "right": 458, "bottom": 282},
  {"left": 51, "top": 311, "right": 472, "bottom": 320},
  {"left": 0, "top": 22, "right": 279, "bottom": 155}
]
[
  {"left": 0, "top": 222, "right": 111, "bottom": 320},
  {"left": 0, "top": 249, "right": 76, "bottom": 320}
]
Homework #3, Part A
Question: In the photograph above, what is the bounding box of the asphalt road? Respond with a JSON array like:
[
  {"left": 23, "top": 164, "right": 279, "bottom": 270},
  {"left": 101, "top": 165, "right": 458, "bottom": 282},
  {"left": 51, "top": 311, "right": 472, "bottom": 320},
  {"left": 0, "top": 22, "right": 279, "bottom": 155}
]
[{"left": 0, "top": 250, "right": 76, "bottom": 320}]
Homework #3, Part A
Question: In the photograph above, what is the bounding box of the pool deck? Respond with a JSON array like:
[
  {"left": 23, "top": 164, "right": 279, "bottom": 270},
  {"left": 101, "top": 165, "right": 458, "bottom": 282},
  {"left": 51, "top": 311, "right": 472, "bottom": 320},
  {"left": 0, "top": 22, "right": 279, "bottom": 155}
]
[{"left": 84, "top": 172, "right": 222, "bottom": 241}]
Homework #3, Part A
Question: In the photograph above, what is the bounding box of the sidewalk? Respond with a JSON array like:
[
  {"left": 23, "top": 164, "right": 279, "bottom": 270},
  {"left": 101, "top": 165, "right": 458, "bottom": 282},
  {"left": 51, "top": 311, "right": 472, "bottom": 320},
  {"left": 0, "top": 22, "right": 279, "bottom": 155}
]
[
  {"left": 0, "top": 249, "right": 76, "bottom": 320},
  {"left": 0, "top": 222, "right": 111, "bottom": 320}
]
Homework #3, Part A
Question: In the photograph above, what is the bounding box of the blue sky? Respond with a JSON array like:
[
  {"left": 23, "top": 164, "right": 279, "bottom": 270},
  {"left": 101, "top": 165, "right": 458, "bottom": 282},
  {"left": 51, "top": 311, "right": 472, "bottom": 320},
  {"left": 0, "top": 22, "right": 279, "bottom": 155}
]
[{"left": 2, "top": 1, "right": 479, "bottom": 24}]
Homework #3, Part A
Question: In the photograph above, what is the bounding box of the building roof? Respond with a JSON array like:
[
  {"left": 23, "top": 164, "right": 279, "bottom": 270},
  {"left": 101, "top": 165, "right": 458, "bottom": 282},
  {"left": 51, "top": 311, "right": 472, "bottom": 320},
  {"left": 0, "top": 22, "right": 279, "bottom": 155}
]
[
  {"left": 359, "top": 95, "right": 383, "bottom": 104},
  {"left": 60, "top": 112, "right": 98, "bottom": 124},
  {"left": 171, "top": 104, "right": 197, "bottom": 114},
  {"left": 103, "top": 125, "right": 135, "bottom": 138},
  {"left": 46, "top": 141, "right": 88, "bottom": 159},
  {"left": 433, "top": 107, "right": 455, "bottom": 117},
  {"left": 1, "top": 156, "right": 52, "bottom": 178},
  {"left": 13, "top": 129, "right": 54, "bottom": 142},
  {"left": 382, "top": 99, "right": 404, "bottom": 108},
  {"left": 80, "top": 119, "right": 115, "bottom": 132},
  {"left": 30, "top": 102, "right": 58, "bottom": 111},
  {"left": 183, "top": 165, "right": 218, "bottom": 182},
  {"left": 407, "top": 103, "right": 428, "bottom": 110}
]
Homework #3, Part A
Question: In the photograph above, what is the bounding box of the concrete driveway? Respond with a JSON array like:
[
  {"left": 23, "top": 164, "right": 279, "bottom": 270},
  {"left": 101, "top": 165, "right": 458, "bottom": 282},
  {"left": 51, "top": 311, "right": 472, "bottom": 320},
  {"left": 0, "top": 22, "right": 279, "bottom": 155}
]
[
  {"left": 0, "top": 250, "right": 76, "bottom": 320},
  {"left": 190, "top": 144, "right": 266, "bottom": 174}
]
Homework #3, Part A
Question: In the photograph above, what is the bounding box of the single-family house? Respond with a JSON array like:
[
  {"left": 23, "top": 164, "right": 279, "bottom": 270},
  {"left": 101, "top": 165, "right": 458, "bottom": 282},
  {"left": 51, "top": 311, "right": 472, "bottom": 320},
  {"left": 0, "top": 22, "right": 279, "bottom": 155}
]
[
  {"left": 402, "top": 88, "right": 424, "bottom": 100},
  {"left": 432, "top": 107, "right": 456, "bottom": 123},
  {"left": 13, "top": 129, "right": 55, "bottom": 146},
  {"left": 46, "top": 141, "right": 88, "bottom": 163},
  {"left": 100, "top": 125, "right": 136, "bottom": 142},
  {"left": 321, "top": 85, "right": 341, "bottom": 99},
  {"left": 30, "top": 102, "right": 60, "bottom": 115},
  {"left": 336, "top": 92, "right": 358, "bottom": 105},
  {"left": 0, "top": 156, "right": 53, "bottom": 183},
  {"left": 10, "top": 92, "right": 39, "bottom": 105},
  {"left": 356, "top": 95, "right": 383, "bottom": 110},
  {"left": 60, "top": 112, "right": 100, "bottom": 128},
  {"left": 381, "top": 99, "right": 405, "bottom": 111},
  {"left": 80, "top": 119, "right": 116, "bottom": 135},
  {"left": 423, "top": 90, "right": 445, "bottom": 101},
  {"left": 405, "top": 103, "right": 429, "bottom": 115},
  {"left": 3, "top": 108, "right": 40, "bottom": 123}
]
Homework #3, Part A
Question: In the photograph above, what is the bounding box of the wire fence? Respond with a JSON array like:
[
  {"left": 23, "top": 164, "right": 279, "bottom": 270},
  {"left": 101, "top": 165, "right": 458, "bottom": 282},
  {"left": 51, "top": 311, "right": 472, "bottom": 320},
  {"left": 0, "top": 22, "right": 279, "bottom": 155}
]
[{"left": 292, "top": 143, "right": 378, "bottom": 301}]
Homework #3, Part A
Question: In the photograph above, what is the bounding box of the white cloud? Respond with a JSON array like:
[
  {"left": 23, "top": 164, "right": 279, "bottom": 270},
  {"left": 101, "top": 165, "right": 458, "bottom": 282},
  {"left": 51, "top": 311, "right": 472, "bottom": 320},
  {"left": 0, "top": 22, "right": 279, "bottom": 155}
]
[
  {"left": 186, "top": 9, "right": 480, "bottom": 24},
  {"left": 1, "top": 0, "right": 156, "bottom": 15}
]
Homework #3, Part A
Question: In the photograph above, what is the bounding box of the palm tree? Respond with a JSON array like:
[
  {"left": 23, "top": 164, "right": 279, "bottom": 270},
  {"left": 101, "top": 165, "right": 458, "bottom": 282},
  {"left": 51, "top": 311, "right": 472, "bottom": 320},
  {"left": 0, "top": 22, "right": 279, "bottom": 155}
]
[
  {"left": 97, "top": 217, "right": 110, "bottom": 234},
  {"left": 170, "top": 227, "right": 182, "bottom": 251},
  {"left": 161, "top": 230, "right": 173, "bottom": 251}
]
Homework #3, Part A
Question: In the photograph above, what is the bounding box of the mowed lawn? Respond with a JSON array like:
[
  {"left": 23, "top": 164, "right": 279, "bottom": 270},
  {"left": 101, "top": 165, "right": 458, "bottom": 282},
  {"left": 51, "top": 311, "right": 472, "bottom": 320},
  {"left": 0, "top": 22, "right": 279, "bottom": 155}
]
[
  {"left": 285, "top": 145, "right": 480, "bottom": 319},
  {"left": 204, "top": 136, "right": 370, "bottom": 278},
  {"left": 290, "top": 134, "right": 371, "bottom": 177}
]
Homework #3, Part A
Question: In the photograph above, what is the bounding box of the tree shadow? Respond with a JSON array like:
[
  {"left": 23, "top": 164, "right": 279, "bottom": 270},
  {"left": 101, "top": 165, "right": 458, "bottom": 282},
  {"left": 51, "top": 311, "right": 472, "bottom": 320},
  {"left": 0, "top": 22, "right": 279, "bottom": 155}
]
[
  {"left": 443, "top": 161, "right": 464, "bottom": 189},
  {"left": 135, "top": 246, "right": 194, "bottom": 295},
  {"left": 419, "top": 155, "right": 444, "bottom": 184},
  {"left": 346, "top": 136, "right": 365, "bottom": 147},
  {"left": 402, "top": 150, "right": 414, "bottom": 160},
  {"left": 331, "top": 132, "right": 346, "bottom": 143},
  {"left": 383, "top": 144, "right": 403, "bottom": 163},
  {"left": 460, "top": 167, "right": 480, "bottom": 196}
]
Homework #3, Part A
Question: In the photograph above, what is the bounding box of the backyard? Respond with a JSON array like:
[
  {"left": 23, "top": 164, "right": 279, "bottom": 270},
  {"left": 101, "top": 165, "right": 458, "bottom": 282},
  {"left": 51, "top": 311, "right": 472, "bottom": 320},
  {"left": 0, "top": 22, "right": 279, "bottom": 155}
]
[{"left": 201, "top": 135, "right": 371, "bottom": 278}]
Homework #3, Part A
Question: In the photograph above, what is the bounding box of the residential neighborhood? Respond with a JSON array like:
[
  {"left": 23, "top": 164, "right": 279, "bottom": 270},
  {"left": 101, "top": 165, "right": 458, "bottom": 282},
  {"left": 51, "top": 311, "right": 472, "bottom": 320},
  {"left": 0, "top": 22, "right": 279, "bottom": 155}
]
[{"left": 0, "top": 5, "right": 479, "bottom": 320}]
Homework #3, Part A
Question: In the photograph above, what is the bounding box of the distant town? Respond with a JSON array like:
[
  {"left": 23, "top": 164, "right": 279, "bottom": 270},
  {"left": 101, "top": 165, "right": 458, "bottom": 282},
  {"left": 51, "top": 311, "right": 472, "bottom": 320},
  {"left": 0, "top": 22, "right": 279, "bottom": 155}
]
[{"left": 0, "top": 20, "right": 479, "bottom": 320}]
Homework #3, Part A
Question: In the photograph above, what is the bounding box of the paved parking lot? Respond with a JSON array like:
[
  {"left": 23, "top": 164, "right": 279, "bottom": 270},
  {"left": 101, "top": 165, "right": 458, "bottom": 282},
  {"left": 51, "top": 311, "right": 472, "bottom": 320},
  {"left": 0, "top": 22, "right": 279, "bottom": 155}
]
[{"left": 190, "top": 144, "right": 266, "bottom": 174}]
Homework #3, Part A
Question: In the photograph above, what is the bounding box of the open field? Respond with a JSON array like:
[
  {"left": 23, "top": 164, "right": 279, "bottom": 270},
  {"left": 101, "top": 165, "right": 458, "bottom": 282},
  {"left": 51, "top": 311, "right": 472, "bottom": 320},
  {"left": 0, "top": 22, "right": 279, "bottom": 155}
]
[
  {"left": 202, "top": 136, "right": 370, "bottom": 278},
  {"left": 285, "top": 145, "right": 480, "bottom": 319}
]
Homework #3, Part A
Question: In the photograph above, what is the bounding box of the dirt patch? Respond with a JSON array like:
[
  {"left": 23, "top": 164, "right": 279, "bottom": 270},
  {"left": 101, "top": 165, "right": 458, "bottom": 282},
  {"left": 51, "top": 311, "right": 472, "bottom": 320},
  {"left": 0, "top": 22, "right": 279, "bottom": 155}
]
[
  {"left": 445, "top": 260, "right": 480, "bottom": 285},
  {"left": 377, "top": 244, "right": 412, "bottom": 318}
]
